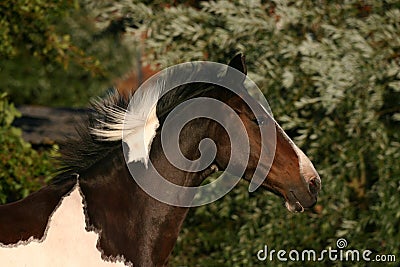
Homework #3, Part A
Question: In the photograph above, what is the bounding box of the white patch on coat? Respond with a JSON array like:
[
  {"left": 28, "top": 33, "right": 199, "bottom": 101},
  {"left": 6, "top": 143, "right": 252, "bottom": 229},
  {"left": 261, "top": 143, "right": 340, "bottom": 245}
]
[
  {"left": 275, "top": 122, "right": 320, "bottom": 182},
  {"left": 292, "top": 144, "right": 320, "bottom": 181},
  {"left": 91, "top": 84, "right": 161, "bottom": 165},
  {"left": 0, "top": 186, "right": 126, "bottom": 266}
]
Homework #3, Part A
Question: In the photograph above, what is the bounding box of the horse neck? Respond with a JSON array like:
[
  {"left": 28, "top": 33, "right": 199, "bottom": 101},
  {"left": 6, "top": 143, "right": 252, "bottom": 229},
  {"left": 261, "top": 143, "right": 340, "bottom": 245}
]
[{"left": 79, "top": 131, "right": 213, "bottom": 266}]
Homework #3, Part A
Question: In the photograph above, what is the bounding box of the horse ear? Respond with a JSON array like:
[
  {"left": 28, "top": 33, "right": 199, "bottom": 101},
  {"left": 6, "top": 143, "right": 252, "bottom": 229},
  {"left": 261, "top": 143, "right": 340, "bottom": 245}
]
[{"left": 227, "top": 53, "right": 247, "bottom": 75}]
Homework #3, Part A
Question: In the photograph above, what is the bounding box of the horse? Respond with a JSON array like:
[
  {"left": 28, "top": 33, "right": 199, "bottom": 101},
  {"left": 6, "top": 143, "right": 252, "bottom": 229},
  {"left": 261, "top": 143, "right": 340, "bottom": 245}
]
[{"left": 0, "top": 54, "right": 321, "bottom": 266}]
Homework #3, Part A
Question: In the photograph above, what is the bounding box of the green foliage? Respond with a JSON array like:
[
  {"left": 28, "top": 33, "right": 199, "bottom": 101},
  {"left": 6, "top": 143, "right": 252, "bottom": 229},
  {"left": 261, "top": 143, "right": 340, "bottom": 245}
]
[
  {"left": 0, "top": 2, "right": 137, "bottom": 107},
  {"left": 0, "top": 0, "right": 105, "bottom": 74},
  {"left": 0, "top": 93, "right": 58, "bottom": 203},
  {"left": 84, "top": 0, "right": 400, "bottom": 265}
]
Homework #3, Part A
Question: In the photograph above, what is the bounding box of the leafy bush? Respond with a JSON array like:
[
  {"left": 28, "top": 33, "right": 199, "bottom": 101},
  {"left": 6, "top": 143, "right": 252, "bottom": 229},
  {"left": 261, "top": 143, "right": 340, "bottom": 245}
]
[
  {"left": 0, "top": 2, "right": 137, "bottom": 107},
  {"left": 0, "top": 0, "right": 73, "bottom": 61},
  {"left": 0, "top": 93, "right": 58, "bottom": 203}
]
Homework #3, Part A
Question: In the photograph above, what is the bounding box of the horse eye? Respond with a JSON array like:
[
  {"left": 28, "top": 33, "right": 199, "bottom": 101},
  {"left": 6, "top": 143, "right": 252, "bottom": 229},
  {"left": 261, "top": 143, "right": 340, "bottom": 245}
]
[{"left": 253, "top": 117, "right": 267, "bottom": 125}]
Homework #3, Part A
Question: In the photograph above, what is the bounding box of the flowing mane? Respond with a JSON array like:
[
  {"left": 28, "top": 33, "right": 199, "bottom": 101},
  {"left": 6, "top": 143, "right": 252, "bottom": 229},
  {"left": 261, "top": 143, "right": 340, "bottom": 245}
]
[
  {"left": 55, "top": 91, "right": 126, "bottom": 178},
  {"left": 56, "top": 79, "right": 223, "bottom": 180}
]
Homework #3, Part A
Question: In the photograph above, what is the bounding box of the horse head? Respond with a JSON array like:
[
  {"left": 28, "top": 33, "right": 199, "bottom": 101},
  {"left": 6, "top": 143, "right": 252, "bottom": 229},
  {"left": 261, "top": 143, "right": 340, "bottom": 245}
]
[{"left": 198, "top": 54, "right": 321, "bottom": 212}]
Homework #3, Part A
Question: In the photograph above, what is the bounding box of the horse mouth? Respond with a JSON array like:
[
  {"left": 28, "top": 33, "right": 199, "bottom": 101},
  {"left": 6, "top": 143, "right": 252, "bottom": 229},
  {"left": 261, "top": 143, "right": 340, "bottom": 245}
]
[
  {"left": 261, "top": 180, "right": 318, "bottom": 213},
  {"left": 285, "top": 191, "right": 306, "bottom": 213}
]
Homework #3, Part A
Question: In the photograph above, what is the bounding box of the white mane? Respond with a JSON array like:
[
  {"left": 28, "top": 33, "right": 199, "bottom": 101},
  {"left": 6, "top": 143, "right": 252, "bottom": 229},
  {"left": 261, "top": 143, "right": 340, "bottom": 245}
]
[{"left": 91, "top": 81, "right": 163, "bottom": 166}]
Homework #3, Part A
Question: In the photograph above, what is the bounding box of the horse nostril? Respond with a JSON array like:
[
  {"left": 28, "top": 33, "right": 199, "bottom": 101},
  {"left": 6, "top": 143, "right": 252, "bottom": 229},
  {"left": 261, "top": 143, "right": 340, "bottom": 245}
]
[{"left": 308, "top": 178, "right": 320, "bottom": 195}]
